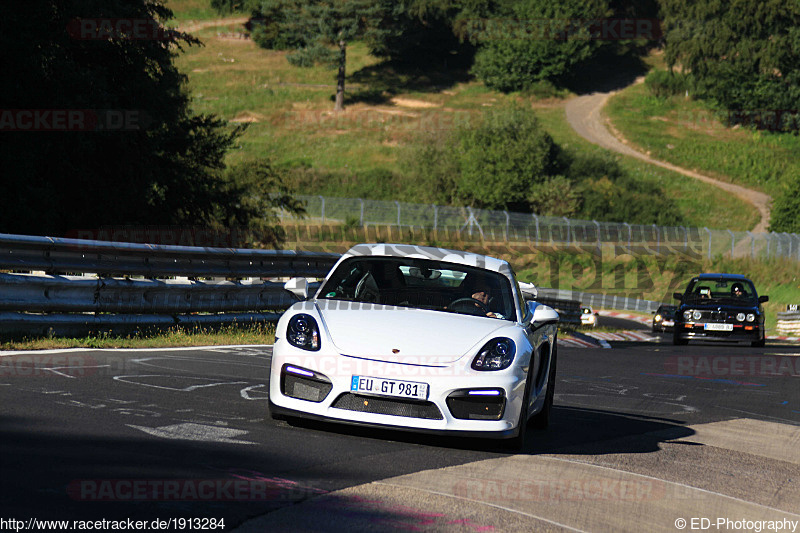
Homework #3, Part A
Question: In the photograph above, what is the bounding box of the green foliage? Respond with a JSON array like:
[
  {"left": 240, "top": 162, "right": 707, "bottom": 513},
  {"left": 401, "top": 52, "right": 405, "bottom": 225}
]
[
  {"left": 469, "top": 0, "right": 615, "bottom": 91},
  {"left": 248, "top": 0, "right": 306, "bottom": 50},
  {"left": 645, "top": 69, "right": 689, "bottom": 99},
  {"left": 216, "top": 160, "right": 306, "bottom": 247},
  {"left": 400, "top": 104, "right": 683, "bottom": 224},
  {"left": 0, "top": 0, "right": 298, "bottom": 243},
  {"left": 768, "top": 176, "right": 800, "bottom": 233},
  {"left": 661, "top": 0, "right": 800, "bottom": 132},
  {"left": 456, "top": 104, "right": 559, "bottom": 210}
]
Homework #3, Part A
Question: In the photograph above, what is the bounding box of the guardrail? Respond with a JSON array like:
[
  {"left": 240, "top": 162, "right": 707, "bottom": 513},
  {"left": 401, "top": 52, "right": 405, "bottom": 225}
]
[
  {"left": 0, "top": 233, "right": 340, "bottom": 337},
  {"left": 0, "top": 232, "right": 662, "bottom": 338},
  {"left": 776, "top": 312, "right": 800, "bottom": 336}
]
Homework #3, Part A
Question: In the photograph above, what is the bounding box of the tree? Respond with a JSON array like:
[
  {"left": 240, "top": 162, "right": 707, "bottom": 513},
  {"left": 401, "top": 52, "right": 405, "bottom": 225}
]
[
  {"left": 455, "top": 104, "right": 560, "bottom": 210},
  {"left": 661, "top": 0, "right": 800, "bottom": 131},
  {"left": 0, "top": 0, "right": 299, "bottom": 242},
  {"left": 469, "top": 0, "right": 612, "bottom": 91},
  {"left": 266, "top": 0, "right": 387, "bottom": 111},
  {"left": 769, "top": 176, "right": 800, "bottom": 233}
]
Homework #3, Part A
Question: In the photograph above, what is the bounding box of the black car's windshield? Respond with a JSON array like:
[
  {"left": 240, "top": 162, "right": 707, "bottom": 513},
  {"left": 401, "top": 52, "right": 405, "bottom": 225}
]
[
  {"left": 683, "top": 278, "right": 757, "bottom": 304},
  {"left": 317, "top": 257, "right": 516, "bottom": 320}
]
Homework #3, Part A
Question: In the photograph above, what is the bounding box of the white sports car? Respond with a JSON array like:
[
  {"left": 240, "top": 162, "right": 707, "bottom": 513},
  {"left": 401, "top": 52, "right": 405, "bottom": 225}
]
[{"left": 269, "top": 244, "right": 559, "bottom": 448}]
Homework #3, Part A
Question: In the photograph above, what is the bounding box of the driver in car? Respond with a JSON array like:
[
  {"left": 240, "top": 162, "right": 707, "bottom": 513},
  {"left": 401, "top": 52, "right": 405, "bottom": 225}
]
[{"left": 470, "top": 283, "right": 504, "bottom": 319}]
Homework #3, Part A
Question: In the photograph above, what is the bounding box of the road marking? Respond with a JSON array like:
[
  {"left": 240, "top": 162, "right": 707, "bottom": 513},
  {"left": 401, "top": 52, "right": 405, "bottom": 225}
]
[
  {"left": 113, "top": 375, "right": 247, "bottom": 392},
  {"left": 128, "top": 423, "right": 256, "bottom": 445},
  {"left": 240, "top": 384, "right": 268, "bottom": 401}
]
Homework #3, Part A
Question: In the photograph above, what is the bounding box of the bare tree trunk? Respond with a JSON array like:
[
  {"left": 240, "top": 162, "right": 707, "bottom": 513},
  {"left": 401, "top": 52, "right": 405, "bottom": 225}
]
[{"left": 334, "top": 40, "right": 346, "bottom": 112}]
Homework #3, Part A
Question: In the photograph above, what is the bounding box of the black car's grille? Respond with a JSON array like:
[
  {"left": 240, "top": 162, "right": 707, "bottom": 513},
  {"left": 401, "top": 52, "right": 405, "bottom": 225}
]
[
  {"left": 331, "top": 393, "right": 443, "bottom": 420},
  {"left": 696, "top": 310, "right": 734, "bottom": 322}
]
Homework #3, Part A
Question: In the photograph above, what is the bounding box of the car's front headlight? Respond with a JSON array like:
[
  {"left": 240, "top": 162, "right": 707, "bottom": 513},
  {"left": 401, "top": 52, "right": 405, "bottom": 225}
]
[
  {"left": 655, "top": 314, "right": 662, "bottom": 322},
  {"left": 747, "top": 313, "right": 755, "bottom": 322},
  {"left": 683, "top": 310, "right": 692, "bottom": 320},
  {"left": 287, "top": 313, "right": 321, "bottom": 351},
  {"left": 471, "top": 338, "right": 516, "bottom": 371},
  {"left": 737, "top": 313, "right": 746, "bottom": 322}
]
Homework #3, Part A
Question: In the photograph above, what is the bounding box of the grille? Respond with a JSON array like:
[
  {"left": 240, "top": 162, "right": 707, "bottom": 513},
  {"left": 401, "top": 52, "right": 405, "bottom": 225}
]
[
  {"left": 281, "top": 374, "right": 332, "bottom": 403},
  {"left": 446, "top": 395, "right": 505, "bottom": 420},
  {"left": 331, "top": 393, "right": 443, "bottom": 420}
]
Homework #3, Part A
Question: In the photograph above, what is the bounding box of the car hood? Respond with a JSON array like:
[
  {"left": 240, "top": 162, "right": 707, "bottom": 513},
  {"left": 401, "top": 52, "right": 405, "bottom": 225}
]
[
  {"left": 680, "top": 301, "right": 759, "bottom": 313},
  {"left": 315, "top": 300, "right": 510, "bottom": 365}
]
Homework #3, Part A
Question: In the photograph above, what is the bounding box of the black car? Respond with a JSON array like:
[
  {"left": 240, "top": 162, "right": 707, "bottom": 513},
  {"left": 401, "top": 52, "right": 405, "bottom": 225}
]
[
  {"left": 652, "top": 304, "right": 678, "bottom": 333},
  {"left": 673, "top": 273, "right": 768, "bottom": 347}
]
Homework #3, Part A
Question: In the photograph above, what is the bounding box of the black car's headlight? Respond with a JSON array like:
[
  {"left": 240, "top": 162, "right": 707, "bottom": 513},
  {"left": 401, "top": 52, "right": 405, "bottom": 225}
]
[
  {"left": 286, "top": 314, "right": 321, "bottom": 351},
  {"left": 747, "top": 313, "right": 755, "bottom": 322},
  {"left": 471, "top": 338, "right": 516, "bottom": 371},
  {"left": 737, "top": 313, "right": 746, "bottom": 322}
]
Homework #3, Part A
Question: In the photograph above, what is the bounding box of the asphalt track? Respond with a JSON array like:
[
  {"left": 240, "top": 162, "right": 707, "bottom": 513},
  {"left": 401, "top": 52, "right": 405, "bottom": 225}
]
[{"left": 1, "top": 323, "right": 799, "bottom": 532}]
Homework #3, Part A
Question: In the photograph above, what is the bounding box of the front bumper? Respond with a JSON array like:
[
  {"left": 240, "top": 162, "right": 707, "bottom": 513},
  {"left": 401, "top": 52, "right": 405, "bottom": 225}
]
[
  {"left": 674, "top": 322, "right": 763, "bottom": 342},
  {"left": 269, "top": 340, "right": 547, "bottom": 439}
]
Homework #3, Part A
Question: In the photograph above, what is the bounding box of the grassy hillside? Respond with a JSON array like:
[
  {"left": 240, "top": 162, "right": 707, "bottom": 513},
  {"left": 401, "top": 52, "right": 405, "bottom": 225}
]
[
  {"left": 605, "top": 74, "right": 800, "bottom": 198},
  {"left": 165, "top": 2, "right": 759, "bottom": 231}
]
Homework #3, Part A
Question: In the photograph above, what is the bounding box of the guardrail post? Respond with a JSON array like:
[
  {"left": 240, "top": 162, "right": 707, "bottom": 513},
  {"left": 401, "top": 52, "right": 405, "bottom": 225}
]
[
  {"left": 683, "top": 226, "right": 688, "bottom": 251},
  {"left": 766, "top": 233, "right": 771, "bottom": 258},
  {"left": 563, "top": 217, "right": 571, "bottom": 247},
  {"left": 623, "top": 222, "right": 631, "bottom": 249},
  {"left": 593, "top": 220, "right": 601, "bottom": 255},
  {"left": 359, "top": 199, "right": 365, "bottom": 226},
  {"left": 433, "top": 204, "right": 438, "bottom": 232},
  {"left": 727, "top": 229, "right": 734, "bottom": 257},
  {"left": 532, "top": 214, "right": 539, "bottom": 245},
  {"left": 652, "top": 224, "right": 659, "bottom": 254},
  {"left": 504, "top": 211, "right": 510, "bottom": 241},
  {"left": 704, "top": 227, "right": 712, "bottom": 259},
  {"left": 319, "top": 195, "right": 326, "bottom": 224},
  {"left": 395, "top": 200, "right": 401, "bottom": 228}
]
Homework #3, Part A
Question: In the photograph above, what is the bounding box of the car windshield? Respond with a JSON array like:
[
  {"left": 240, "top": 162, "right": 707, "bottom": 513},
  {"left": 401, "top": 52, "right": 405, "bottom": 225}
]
[
  {"left": 658, "top": 305, "right": 677, "bottom": 316},
  {"left": 317, "top": 256, "right": 516, "bottom": 320},
  {"left": 683, "top": 278, "right": 757, "bottom": 304}
]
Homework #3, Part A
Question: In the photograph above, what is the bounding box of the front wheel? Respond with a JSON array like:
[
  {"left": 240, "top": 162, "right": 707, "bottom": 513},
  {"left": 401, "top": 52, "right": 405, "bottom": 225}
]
[
  {"left": 530, "top": 344, "right": 557, "bottom": 430},
  {"left": 673, "top": 331, "right": 688, "bottom": 345}
]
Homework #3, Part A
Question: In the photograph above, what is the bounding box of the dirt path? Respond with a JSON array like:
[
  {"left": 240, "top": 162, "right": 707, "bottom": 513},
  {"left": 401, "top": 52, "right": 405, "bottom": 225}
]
[
  {"left": 564, "top": 80, "right": 773, "bottom": 233},
  {"left": 177, "top": 16, "right": 249, "bottom": 33}
]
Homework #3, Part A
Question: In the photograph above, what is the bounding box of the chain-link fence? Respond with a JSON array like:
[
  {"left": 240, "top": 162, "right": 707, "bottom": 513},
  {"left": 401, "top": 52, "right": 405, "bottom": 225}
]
[{"left": 280, "top": 195, "right": 800, "bottom": 261}]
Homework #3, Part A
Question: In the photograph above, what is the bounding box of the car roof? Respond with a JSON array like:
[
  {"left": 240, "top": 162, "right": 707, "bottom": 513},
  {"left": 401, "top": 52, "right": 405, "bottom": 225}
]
[
  {"left": 694, "top": 273, "right": 751, "bottom": 281},
  {"left": 341, "top": 243, "right": 512, "bottom": 275}
]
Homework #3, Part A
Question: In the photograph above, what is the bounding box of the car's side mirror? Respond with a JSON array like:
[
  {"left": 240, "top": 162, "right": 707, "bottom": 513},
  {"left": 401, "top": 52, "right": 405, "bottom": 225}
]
[
  {"left": 673, "top": 292, "right": 683, "bottom": 301},
  {"left": 284, "top": 277, "right": 309, "bottom": 300},
  {"left": 759, "top": 295, "right": 769, "bottom": 304},
  {"left": 527, "top": 302, "right": 559, "bottom": 329}
]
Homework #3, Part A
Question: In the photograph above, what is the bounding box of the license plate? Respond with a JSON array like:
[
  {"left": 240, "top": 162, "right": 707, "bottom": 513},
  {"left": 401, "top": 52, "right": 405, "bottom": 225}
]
[
  {"left": 351, "top": 376, "right": 428, "bottom": 400},
  {"left": 704, "top": 323, "right": 733, "bottom": 331},
  {"left": 663, "top": 320, "right": 674, "bottom": 327}
]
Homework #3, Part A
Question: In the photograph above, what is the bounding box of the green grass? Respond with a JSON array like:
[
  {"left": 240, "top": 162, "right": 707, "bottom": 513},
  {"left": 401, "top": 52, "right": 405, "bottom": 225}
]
[
  {"left": 535, "top": 106, "right": 760, "bottom": 231},
  {"left": 605, "top": 79, "right": 800, "bottom": 196},
  {"left": 173, "top": 33, "right": 759, "bottom": 230},
  {"left": 1, "top": 323, "right": 276, "bottom": 351},
  {"left": 163, "top": 0, "right": 219, "bottom": 23}
]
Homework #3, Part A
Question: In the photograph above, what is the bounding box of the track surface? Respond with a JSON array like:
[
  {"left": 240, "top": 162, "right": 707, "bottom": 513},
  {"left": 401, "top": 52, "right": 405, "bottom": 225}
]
[{"left": 1, "top": 335, "right": 799, "bottom": 532}]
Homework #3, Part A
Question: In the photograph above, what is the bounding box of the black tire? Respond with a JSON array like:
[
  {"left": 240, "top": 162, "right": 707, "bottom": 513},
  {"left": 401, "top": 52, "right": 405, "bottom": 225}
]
[
  {"left": 673, "top": 331, "right": 688, "bottom": 345},
  {"left": 530, "top": 344, "right": 557, "bottom": 430},
  {"left": 751, "top": 338, "right": 766, "bottom": 348},
  {"left": 503, "top": 352, "right": 537, "bottom": 451}
]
